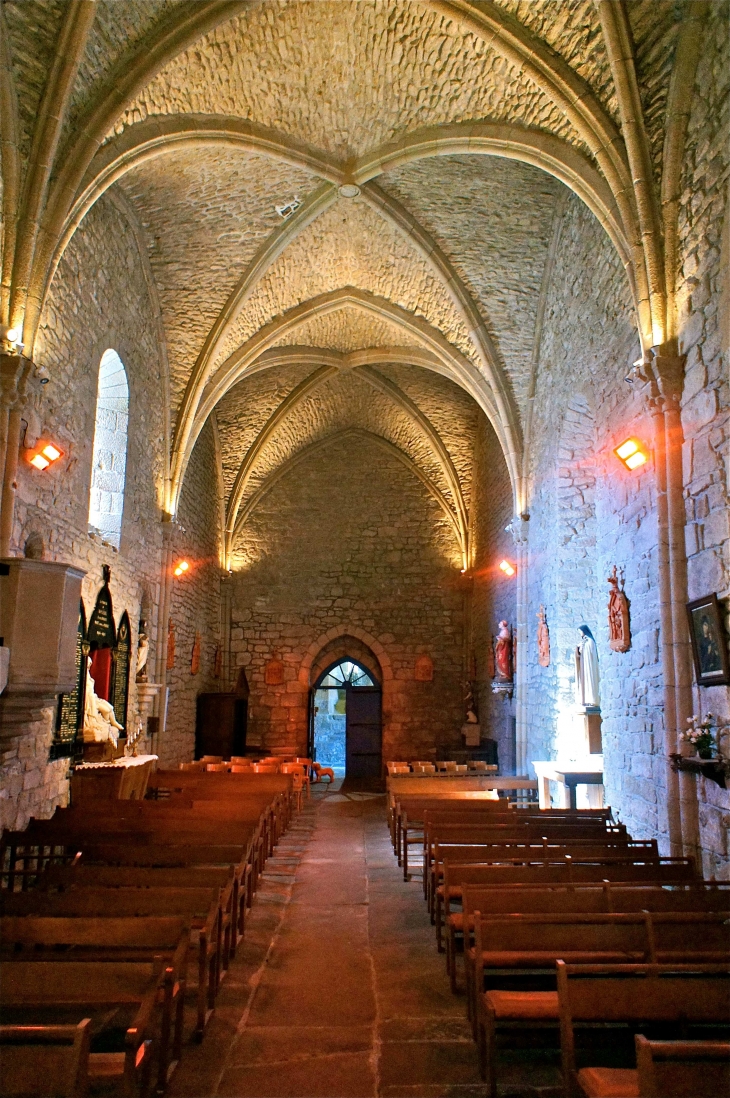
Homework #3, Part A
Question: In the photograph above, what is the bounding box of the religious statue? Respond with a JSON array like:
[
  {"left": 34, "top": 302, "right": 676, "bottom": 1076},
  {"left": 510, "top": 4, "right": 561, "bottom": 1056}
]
[
  {"left": 494, "top": 621, "right": 513, "bottom": 682},
  {"left": 462, "top": 681, "right": 480, "bottom": 745},
  {"left": 135, "top": 618, "right": 149, "bottom": 683},
  {"left": 537, "top": 605, "right": 550, "bottom": 667},
  {"left": 82, "top": 656, "right": 124, "bottom": 746},
  {"left": 575, "top": 625, "right": 600, "bottom": 707},
  {"left": 607, "top": 565, "right": 631, "bottom": 653}
]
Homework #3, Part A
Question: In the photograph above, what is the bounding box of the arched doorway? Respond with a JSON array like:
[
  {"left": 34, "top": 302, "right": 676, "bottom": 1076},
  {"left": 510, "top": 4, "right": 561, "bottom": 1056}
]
[{"left": 310, "top": 659, "right": 382, "bottom": 778}]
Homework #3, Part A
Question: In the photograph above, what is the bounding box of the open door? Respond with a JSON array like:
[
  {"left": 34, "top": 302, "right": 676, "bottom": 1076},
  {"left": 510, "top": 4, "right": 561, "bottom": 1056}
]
[{"left": 346, "top": 686, "right": 382, "bottom": 778}]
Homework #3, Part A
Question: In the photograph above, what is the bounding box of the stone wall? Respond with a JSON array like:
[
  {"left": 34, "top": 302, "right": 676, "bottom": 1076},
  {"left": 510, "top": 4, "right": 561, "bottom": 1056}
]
[
  {"left": 163, "top": 421, "right": 223, "bottom": 767},
  {"left": 470, "top": 416, "right": 517, "bottom": 771},
  {"left": 524, "top": 194, "right": 669, "bottom": 843},
  {"left": 0, "top": 192, "right": 216, "bottom": 823},
  {"left": 229, "top": 431, "right": 465, "bottom": 763},
  {"left": 675, "top": 4, "right": 730, "bottom": 876}
]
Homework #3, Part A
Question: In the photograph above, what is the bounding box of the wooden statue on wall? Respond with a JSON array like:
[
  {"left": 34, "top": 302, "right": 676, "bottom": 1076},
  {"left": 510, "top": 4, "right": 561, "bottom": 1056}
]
[
  {"left": 607, "top": 565, "right": 631, "bottom": 652},
  {"left": 166, "top": 618, "right": 176, "bottom": 670},
  {"left": 414, "top": 654, "right": 434, "bottom": 681},
  {"left": 494, "top": 621, "right": 513, "bottom": 681},
  {"left": 191, "top": 631, "right": 201, "bottom": 675},
  {"left": 537, "top": 605, "right": 550, "bottom": 667}
]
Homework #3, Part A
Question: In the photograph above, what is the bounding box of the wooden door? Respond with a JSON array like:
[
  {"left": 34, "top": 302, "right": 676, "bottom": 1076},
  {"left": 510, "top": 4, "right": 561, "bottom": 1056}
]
[{"left": 345, "top": 687, "right": 382, "bottom": 778}]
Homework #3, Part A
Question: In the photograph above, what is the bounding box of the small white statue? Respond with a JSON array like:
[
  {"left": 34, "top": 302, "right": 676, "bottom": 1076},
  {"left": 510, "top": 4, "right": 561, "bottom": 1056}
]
[
  {"left": 82, "top": 656, "right": 124, "bottom": 746},
  {"left": 575, "top": 625, "right": 600, "bottom": 708}
]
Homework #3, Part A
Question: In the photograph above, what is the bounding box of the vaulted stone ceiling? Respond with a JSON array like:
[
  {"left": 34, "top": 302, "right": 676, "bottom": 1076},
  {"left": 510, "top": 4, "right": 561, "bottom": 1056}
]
[{"left": 3, "top": 0, "right": 690, "bottom": 560}]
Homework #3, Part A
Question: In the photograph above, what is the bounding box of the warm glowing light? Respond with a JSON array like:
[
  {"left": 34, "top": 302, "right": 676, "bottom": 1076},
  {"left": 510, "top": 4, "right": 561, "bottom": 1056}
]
[
  {"left": 615, "top": 437, "right": 649, "bottom": 470},
  {"left": 41, "top": 443, "right": 62, "bottom": 461},
  {"left": 174, "top": 560, "right": 190, "bottom": 577},
  {"left": 499, "top": 559, "right": 516, "bottom": 577},
  {"left": 6, "top": 327, "right": 20, "bottom": 344},
  {"left": 29, "top": 453, "right": 50, "bottom": 470}
]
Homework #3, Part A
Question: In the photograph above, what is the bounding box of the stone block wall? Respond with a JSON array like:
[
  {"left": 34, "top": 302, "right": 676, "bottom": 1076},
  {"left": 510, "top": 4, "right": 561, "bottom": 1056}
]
[
  {"left": 0, "top": 193, "right": 216, "bottom": 824},
  {"left": 674, "top": 4, "right": 730, "bottom": 875},
  {"left": 524, "top": 193, "right": 668, "bottom": 843},
  {"left": 470, "top": 416, "right": 517, "bottom": 770},
  {"left": 229, "top": 431, "right": 465, "bottom": 762}
]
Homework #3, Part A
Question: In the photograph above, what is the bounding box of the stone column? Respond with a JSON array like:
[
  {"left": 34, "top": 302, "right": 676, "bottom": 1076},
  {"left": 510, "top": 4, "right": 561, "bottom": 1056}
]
[
  {"left": 152, "top": 517, "right": 176, "bottom": 746},
  {"left": 0, "top": 353, "right": 28, "bottom": 552},
  {"left": 508, "top": 512, "right": 530, "bottom": 777},
  {"left": 629, "top": 350, "right": 697, "bottom": 857}
]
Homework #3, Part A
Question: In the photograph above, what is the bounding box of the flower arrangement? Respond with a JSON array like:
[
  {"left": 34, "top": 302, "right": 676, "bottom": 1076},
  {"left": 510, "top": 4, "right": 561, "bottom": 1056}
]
[{"left": 683, "top": 714, "right": 718, "bottom": 759}]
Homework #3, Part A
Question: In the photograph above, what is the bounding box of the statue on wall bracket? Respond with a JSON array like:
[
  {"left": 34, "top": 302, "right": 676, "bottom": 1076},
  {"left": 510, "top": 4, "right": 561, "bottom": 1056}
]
[
  {"left": 491, "top": 620, "right": 513, "bottom": 699},
  {"left": 537, "top": 605, "right": 550, "bottom": 667},
  {"left": 607, "top": 565, "right": 631, "bottom": 652}
]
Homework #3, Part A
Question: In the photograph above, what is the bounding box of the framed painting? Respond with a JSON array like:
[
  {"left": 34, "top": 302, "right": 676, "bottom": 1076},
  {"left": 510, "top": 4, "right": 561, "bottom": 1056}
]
[{"left": 686, "top": 593, "right": 730, "bottom": 686}]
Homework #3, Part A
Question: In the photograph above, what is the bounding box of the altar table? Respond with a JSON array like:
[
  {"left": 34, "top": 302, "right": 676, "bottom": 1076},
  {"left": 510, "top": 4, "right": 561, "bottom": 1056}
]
[
  {"left": 532, "top": 758, "right": 604, "bottom": 809},
  {"left": 70, "top": 754, "right": 158, "bottom": 802}
]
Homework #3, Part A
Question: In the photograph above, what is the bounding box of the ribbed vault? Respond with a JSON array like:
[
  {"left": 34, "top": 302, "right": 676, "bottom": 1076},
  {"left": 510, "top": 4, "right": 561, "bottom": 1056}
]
[{"left": 2, "top": 0, "right": 694, "bottom": 546}]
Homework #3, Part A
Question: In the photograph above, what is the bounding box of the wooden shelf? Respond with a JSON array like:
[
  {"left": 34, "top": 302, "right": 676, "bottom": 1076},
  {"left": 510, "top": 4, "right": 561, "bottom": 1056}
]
[{"left": 669, "top": 753, "right": 729, "bottom": 790}]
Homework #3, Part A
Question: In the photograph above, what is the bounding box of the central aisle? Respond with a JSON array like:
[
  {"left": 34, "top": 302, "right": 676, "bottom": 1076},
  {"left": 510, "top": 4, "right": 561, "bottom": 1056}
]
[{"left": 169, "top": 788, "right": 559, "bottom": 1097}]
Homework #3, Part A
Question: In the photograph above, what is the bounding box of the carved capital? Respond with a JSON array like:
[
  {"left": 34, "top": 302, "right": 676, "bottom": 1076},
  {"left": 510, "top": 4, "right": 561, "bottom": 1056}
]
[
  {"left": 0, "top": 353, "right": 30, "bottom": 407},
  {"left": 626, "top": 349, "right": 685, "bottom": 413}
]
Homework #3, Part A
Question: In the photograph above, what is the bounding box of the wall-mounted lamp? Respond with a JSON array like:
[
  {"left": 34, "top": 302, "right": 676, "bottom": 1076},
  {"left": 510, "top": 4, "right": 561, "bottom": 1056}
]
[
  {"left": 173, "top": 560, "right": 189, "bottom": 577},
  {"left": 499, "top": 559, "right": 516, "bottom": 577},
  {"left": 28, "top": 441, "right": 63, "bottom": 471},
  {"left": 614, "top": 437, "right": 648, "bottom": 471}
]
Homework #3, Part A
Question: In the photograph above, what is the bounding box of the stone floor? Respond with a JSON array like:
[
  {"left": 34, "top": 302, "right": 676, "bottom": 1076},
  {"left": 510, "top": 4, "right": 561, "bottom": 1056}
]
[{"left": 168, "top": 783, "right": 561, "bottom": 1098}]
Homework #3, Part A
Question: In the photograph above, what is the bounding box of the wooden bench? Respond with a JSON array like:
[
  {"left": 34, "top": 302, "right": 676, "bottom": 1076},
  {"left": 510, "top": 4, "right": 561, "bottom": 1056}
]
[
  {"left": 556, "top": 962, "right": 730, "bottom": 1098},
  {"left": 0, "top": 916, "right": 189, "bottom": 1090},
  {"left": 435, "top": 858, "right": 698, "bottom": 944},
  {"left": 1, "top": 886, "right": 224, "bottom": 1039},
  {"left": 446, "top": 882, "right": 730, "bottom": 989},
  {"left": 476, "top": 931, "right": 728, "bottom": 1093},
  {"left": 0, "top": 1019, "right": 91, "bottom": 1098},
  {"left": 428, "top": 835, "right": 651, "bottom": 912},
  {"left": 0, "top": 958, "right": 172, "bottom": 1098},
  {"left": 633, "top": 1034, "right": 730, "bottom": 1097}
]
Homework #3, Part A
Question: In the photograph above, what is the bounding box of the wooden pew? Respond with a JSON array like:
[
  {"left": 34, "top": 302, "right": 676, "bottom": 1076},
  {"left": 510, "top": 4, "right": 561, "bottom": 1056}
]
[
  {"left": 0, "top": 1018, "right": 91, "bottom": 1098},
  {"left": 556, "top": 962, "right": 730, "bottom": 1098},
  {"left": 0, "top": 958, "right": 172, "bottom": 1098},
  {"left": 1, "top": 916, "right": 189, "bottom": 1091},
  {"left": 435, "top": 858, "right": 698, "bottom": 945},
  {"left": 1, "top": 887, "right": 223, "bottom": 1039},
  {"left": 634, "top": 1034, "right": 730, "bottom": 1097},
  {"left": 445, "top": 882, "right": 730, "bottom": 988},
  {"left": 428, "top": 834, "right": 651, "bottom": 910},
  {"left": 473, "top": 921, "right": 730, "bottom": 1095}
]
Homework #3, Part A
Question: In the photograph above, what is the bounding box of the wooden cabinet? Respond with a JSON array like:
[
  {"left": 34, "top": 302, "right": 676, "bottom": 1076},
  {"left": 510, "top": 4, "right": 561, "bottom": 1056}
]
[{"left": 195, "top": 693, "right": 248, "bottom": 760}]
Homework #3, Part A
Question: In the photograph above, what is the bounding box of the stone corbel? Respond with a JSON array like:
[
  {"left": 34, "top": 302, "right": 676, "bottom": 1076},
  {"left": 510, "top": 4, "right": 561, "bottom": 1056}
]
[
  {"left": 506, "top": 512, "right": 530, "bottom": 548},
  {"left": 625, "top": 348, "right": 685, "bottom": 412}
]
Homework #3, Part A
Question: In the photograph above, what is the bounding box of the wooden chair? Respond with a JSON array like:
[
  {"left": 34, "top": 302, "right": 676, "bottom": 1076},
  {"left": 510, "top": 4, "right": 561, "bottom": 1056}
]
[
  {"left": 252, "top": 763, "right": 279, "bottom": 774},
  {"left": 205, "top": 763, "right": 228, "bottom": 772},
  {"left": 634, "top": 1035, "right": 730, "bottom": 1097},
  {"left": 200, "top": 756, "right": 223, "bottom": 765},
  {"left": 557, "top": 962, "right": 730, "bottom": 1098},
  {"left": 0, "top": 1019, "right": 91, "bottom": 1098},
  {"left": 179, "top": 760, "right": 205, "bottom": 771}
]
